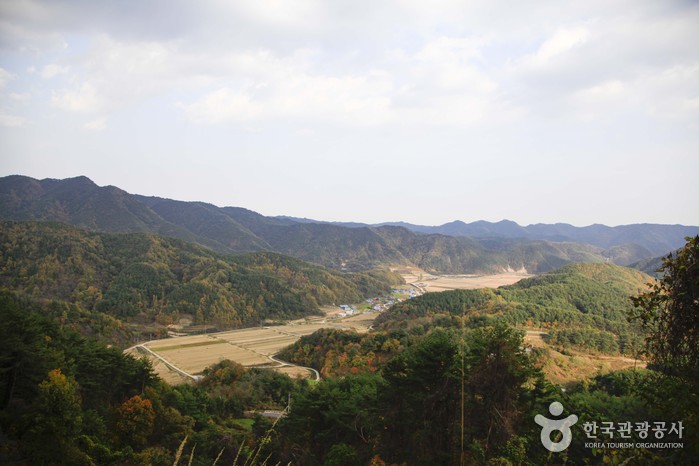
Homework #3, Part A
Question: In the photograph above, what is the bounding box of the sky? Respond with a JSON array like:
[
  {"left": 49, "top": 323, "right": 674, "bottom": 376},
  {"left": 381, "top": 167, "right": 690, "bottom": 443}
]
[{"left": 1, "top": 0, "right": 698, "bottom": 227}]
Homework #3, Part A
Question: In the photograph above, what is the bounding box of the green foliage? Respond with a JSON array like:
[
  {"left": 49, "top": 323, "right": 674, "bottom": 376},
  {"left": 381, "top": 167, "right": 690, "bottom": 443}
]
[
  {"left": 546, "top": 327, "right": 619, "bottom": 354},
  {"left": 376, "top": 262, "right": 649, "bottom": 355},
  {"left": 0, "top": 294, "right": 315, "bottom": 465},
  {"left": 0, "top": 221, "right": 399, "bottom": 333},
  {"left": 277, "top": 328, "right": 410, "bottom": 378},
  {"left": 21, "top": 369, "right": 85, "bottom": 464},
  {"left": 280, "top": 372, "right": 384, "bottom": 464},
  {"left": 630, "top": 236, "right": 699, "bottom": 383},
  {"left": 279, "top": 326, "right": 543, "bottom": 465},
  {"left": 114, "top": 395, "right": 156, "bottom": 448}
]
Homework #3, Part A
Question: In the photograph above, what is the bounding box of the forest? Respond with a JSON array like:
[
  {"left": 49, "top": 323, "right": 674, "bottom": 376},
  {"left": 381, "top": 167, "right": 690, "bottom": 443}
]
[
  {"left": 0, "top": 221, "right": 401, "bottom": 341},
  {"left": 374, "top": 262, "right": 649, "bottom": 356},
  {"left": 5, "top": 175, "right": 691, "bottom": 274},
  {"left": 0, "top": 226, "right": 696, "bottom": 464}
]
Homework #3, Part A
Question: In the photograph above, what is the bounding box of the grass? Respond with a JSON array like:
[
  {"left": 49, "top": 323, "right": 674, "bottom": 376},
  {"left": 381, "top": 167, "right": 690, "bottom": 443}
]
[{"left": 232, "top": 418, "right": 255, "bottom": 430}]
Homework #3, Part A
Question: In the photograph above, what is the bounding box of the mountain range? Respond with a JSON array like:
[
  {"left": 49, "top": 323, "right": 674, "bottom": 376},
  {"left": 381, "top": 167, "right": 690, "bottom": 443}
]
[{"left": 1, "top": 175, "right": 696, "bottom": 274}]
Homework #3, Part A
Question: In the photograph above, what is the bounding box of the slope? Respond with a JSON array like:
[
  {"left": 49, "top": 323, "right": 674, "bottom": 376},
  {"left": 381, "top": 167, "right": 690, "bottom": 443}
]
[
  {"left": 375, "top": 262, "right": 652, "bottom": 355},
  {"left": 0, "top": 221, "right": 401, "bottom": 330},
  {"left": 1, "top": 175, "right": 690, "bottom": 274}
]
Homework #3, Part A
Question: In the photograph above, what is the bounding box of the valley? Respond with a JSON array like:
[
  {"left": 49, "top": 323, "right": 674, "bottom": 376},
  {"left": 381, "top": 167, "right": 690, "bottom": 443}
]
[
  {"left": 127, "top": 268, "right": 535, "bottom": 384},
  {"left": 128, "top": 313, "right": 379, "bottom": 384},
  {"left": 0, "top": 175, "right": 696, "bottom": 465},
  {"left": 398, "top": 266, "right": 533, "bottom": 292}
]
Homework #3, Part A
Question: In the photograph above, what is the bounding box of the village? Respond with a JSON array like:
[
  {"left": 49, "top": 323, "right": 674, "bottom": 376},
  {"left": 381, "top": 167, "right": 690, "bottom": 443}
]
[{"left": 333, "top": 286, "right": 421, "bottom": 318}]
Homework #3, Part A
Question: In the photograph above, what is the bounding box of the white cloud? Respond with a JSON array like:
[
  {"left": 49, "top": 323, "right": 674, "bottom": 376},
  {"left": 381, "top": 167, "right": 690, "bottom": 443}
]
[
  {"left": 0, "top": 113, "right": 25, "bottom": 127},
  {"left": 52, "top": 81, "right": 102, "bottom": 113},
  {"left": 180, "top": 70, "right": 393, "bottom": 127},
  {"left": 527, "top": 27, "right": 590, "bottom": 67},
  {"left": 0, "top": 68, "right": 13, "bottom": 89},
  {"left": 83, "top": 116, "right": 107, "bottom": 132},
  {"left": 9, "top": 92, "right": 31, "bottom": 102},
  {"left": 1, "top": 0, "right": 698, "bottom": 226},
  {"left": 41, "top": 63, "right": 69, "bottom": 78}
]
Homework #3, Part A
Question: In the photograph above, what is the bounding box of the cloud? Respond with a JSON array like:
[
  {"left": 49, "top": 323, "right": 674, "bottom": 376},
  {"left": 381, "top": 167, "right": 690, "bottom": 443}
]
[
  {"left": 83, "top": 116, "right": 107, "bottom": 131},
  {"left": 41, "top": 63, "right": 69, "bottom": 78},
  {"left": 9, "top": 92, "right": 31, "bottom": 102},
  {"left": 179, "top": 70, "right": 393, "bottom": 127},
  {"left": 526, "top": 27, "right": 590, "bottom": 67},
  {"left": 0, "top": 68, "right": 13, "bottom": 89},
  {"left": 52, "top": 81, "right": 102, "bottom": 113},
  {"left": 0, "top": 113, "right": 25, "bottom": 127}
]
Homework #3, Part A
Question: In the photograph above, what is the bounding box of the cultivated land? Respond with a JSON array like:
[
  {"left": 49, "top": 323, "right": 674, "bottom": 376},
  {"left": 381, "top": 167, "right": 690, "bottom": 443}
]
[
  {"left": 135, "top": 269, "right": 535, "bottom": 382},
  {"left": 133, "top": 314, "right": 377, "bottom": 382},
  {"left": 134, "top": 268, "right": 642, "bottom": 386},
  {"left": 398, "top": 266, "right": 532, "bottom": 292}
]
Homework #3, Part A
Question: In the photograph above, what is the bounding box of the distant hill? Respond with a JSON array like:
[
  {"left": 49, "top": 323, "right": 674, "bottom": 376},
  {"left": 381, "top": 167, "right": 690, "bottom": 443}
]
[
  {"left": 375, "top": 262, "right": 653, "bottom": 355},
  {"left": 629, "top": 254, "right": 667, "bottom": 278},
  {"left": 1, "top": 175, "right": 695, "bottom": 274},
  {"left": 0, "top": 221, "right": 401, "bottom": 328},
  {"left": 376, "top": 219, "right": 697, "bottom": 257}
]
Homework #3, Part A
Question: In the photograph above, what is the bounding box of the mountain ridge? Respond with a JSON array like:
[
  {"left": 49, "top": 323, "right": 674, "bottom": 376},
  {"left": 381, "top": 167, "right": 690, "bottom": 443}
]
[{"left": 2, "top": 175, "right": 696, "bottom": 273}]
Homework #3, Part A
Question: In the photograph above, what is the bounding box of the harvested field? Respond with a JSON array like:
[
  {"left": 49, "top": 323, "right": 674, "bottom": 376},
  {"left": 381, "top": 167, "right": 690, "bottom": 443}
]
[
  {"left": 125, "top": 347, "right": 192, "bottom": 385},
  {"left": 146, "top": 334, "right": 215, "bottom": 349},
  {"left": 142, "top": 321, "right": 364, "bottom": 380},
  {"left": 339, "top": 312, "right": 377, "bottom": 332},
  {"left": 400, "top": 268, "right": 532, "bottom": 292}
]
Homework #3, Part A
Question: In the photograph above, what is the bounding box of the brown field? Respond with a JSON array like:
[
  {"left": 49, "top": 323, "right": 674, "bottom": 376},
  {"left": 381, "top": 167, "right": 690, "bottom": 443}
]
[
  {"left": 142, "top": 321, "right": 363, "bottom": 381},
  {"left": 399, "top": 266, "right": 532, "bottom": 292},
  {"left": 338, "top": 312, "right": 378, "bottom": 332},
  {"left": 150, "top": 341, "right": 271, "bottom": 374},
  {"left": 124, "top": 347, "right": 192, "bottom": 385}
]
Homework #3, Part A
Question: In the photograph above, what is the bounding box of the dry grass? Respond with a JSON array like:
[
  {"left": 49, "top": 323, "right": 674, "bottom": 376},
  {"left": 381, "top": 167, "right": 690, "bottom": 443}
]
[{"left": 523, "top": 331, "right": 646, "bottom": 386}]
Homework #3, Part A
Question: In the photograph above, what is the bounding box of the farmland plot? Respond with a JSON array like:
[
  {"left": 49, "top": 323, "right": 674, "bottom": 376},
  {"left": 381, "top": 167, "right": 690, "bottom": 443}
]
[{"left": 142, "top": 322, "right": 362, "bottom": 381}]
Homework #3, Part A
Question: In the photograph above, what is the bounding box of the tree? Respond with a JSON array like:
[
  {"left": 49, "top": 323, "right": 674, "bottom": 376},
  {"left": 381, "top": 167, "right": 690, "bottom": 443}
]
[
  {"left": 114, "top": 395, "right": 156, "bottom": 449},
  {"left": 628, "top": 237, "right": 699, "bottom": 462},
  {"left": 630, "top": 236, "right": 699, "bottom": 384},
  {"left": 22, "top": 369, "right": 85, "bottom": 464},
  {"left": 379, "top": 330, "right": 460, "bottom": 465}
]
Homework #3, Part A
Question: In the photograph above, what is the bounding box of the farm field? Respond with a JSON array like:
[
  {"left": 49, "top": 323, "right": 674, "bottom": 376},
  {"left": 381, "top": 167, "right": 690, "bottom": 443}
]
[
  {"left": 399, "top": 266, "right": 532, "bottom": 292},
  {"left": 137, "top": 266, "right": 533, "bottom": 384},
  {"left": 141, "top": 321, "right": 363, "bottom": 382},
  {"left": 135, "top": 266, "right": 533, "bottom": 384}
]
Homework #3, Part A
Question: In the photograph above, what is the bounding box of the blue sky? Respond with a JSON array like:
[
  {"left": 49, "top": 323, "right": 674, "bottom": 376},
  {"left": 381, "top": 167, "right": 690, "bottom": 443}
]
[{"left": 1, "top": 0, "right": 698, "bottom": 226}]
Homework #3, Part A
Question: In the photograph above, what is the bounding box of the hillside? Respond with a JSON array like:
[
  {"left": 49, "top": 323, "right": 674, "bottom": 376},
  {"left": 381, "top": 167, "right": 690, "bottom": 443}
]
[
  {"left": 1, "top": 175, "right": 694, "bottom": 273},
  {"left": 375, "top": 262, "right": 652, "bottom": 355},
  {"left": 377, "top": 219, "right": 698, "bottom": 256},
  {"left": 0, "top": 221, "right": 401, "bottom": 331}
]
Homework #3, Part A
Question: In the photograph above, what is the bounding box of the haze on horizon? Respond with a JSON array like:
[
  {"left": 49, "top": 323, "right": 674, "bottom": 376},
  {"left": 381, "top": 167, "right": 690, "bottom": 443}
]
[{"left": 1, "top": 1, "right": 698, "bottom": 227}]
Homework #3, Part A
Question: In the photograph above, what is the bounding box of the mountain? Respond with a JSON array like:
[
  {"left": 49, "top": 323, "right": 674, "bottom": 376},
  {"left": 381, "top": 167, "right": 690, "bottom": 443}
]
[
  {"left": 0, "top": 221, "right": 401, "bottom": 328},
  {"left": 1, "top": 175, "right": 695, "bottom": 274},
  {"left": 375, "top": 262, "right": 652, "bottom": 355},
  {"left": 377, "top": 219, "right": 697, "bottom": 256}
]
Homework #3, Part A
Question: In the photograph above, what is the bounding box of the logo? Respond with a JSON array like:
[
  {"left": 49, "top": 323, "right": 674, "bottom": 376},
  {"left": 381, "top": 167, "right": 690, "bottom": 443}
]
[{"left": 535, "top": 401, "right": 578, "bottom": 452}]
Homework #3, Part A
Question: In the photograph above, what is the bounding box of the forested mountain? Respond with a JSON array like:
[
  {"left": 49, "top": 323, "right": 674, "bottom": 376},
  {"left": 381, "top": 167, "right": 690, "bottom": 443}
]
[
  {"left": 281, "top": 216, "right": 698, "bottom": 257},
  {"left": 2, "top": 175, "right": 694, "bottom": 273},
  {"left": 376, "top": 219, "right": 698, "bottom": 256},
  {"left": 2, "top": 239, "right": 697, "bottom": 465},
  {"left": 0, "top": 293, "right": 310, "bottom": 464},
  {"left": 0, "top": 221, "right": 400, "bottom": 330},
  {"left": 375, "top": 262, "right": 651, "bottom": 355}
]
